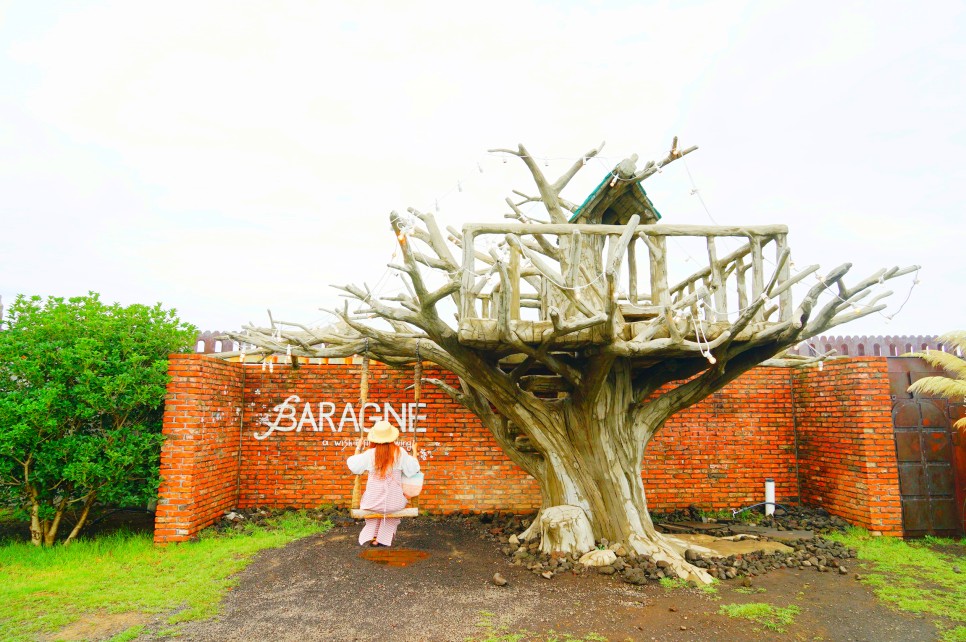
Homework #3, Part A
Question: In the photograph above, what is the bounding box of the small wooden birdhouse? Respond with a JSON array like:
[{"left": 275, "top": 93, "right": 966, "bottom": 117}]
[{"left": 569, "top": 154, "right": 662, "bottom": 226}]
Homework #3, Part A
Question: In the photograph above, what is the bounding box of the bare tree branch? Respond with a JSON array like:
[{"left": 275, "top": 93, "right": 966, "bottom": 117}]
[
  {"left": 505, "top": 197, "right": 560, "bottom": 259},
  {"left": 632, "top": 136, "right": 699, "bottom": 182},
  {"left": 408, "top": 208, "right": 460, "bottom": 270},
  {"left": 552, "top": 141, "right": 605, "bottom": 193},
  {"left": 488, "top": 144, "right": 569, "bottom": 223}
]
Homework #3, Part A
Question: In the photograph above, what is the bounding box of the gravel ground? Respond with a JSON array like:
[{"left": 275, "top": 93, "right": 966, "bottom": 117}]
[{"left": 165, "top": 514, "right": 941, "bottom": 642}]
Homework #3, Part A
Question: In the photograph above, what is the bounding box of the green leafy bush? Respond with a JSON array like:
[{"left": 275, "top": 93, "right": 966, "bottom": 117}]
[{"left": 0, "top": 293, "right": 196, "bottom": 545}]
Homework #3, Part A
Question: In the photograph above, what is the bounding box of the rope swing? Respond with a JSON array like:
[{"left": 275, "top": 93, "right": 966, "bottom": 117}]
[{"left": 349, "top": 340, "right": 421, "bottom": 520}]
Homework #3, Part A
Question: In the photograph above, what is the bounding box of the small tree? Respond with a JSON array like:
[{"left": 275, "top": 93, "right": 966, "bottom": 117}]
[
  {"left": 0, "top": 293, "right": 196, "bottom": 545},
  {"left": 907, "top": 331, "right": 966, "bottom": 430}
]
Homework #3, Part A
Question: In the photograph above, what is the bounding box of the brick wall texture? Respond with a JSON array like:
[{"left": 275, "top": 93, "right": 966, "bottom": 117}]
[
  {"left": 793, "top": 358, "right": 903, "bottom": 536},
  {"left": 155, "top": 357, "right": 244, "bottom": 542},
  {"left": 155, "top": 354, "right": 903, "bottom": 542}
]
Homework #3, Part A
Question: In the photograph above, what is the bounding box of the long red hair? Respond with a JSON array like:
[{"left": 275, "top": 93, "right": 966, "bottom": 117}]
[{"left": 372, "top": 442, "right": 399, "bottom": 478}]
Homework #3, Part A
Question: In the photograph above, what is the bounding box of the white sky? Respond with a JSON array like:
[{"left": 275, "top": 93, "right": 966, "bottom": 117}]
[{"left": 1, "top": 1, "right": 963, "bottom": 337}]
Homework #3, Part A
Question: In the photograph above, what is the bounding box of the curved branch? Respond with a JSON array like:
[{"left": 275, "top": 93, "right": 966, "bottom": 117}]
[
  {"left": 552, "top": 141, "right": 605, "bottom": 192},
  {"left": 408, "top": 207, "right": 460, "bottom": 271},
  {"left": 488, "top": 144, "right": 568, "bottom": 223},
  {"left": 632, "top": 136, "right": 698, "bottom": 182},
  {"left": 334, "top": 284, "right": 423, "bottom": 327}
]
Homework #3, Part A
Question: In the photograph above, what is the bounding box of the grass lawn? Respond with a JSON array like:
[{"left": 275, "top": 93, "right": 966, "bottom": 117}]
[
  {"left": 0, "top": 511, "right": 330, "bottom": 641},
  {"left": 472, "top": 611, "right": 608, "bottom": 642},
  {"left": 718, "top": 602, "right": 800, "bottom": 633},
  {"left": 831, "top": 527, "right": 966, "bottom": 641}
]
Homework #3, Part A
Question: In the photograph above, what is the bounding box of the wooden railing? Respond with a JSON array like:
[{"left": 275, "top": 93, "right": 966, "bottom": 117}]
[{"left": 459, "top": 223, "right": 794, "bottom": 333}]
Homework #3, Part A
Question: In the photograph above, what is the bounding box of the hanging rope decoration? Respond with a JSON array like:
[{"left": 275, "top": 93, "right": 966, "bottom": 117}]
[
  {"left": 411, "top": 341, "right": 422, "bottom": 457},
  {"left": 359, "top": 347, "right": 370, "bottom": 410}
]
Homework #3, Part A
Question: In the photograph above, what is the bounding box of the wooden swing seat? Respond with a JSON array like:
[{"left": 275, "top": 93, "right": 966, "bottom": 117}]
[{"left": 351, "top": 507, "right": 419, "bottom": 519}]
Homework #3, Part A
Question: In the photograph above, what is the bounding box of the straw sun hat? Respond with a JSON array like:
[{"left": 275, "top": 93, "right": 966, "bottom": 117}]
[{"left": 367, "top": 420, "right": 399, "bottom": 444}]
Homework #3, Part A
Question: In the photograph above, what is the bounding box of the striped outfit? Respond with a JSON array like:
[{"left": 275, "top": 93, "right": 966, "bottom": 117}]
[{"left": 347, "top": 447, "right": 420, "bottom": 546}]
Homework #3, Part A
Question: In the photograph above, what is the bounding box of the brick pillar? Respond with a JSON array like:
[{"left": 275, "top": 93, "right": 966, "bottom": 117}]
[{"left": 154, "top": 354, "right": 245, "bottom": 543}]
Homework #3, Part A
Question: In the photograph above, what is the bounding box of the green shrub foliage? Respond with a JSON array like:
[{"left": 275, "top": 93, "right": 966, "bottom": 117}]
[{"left": 0, "top": 293, "right": 196, "bottom": 545}]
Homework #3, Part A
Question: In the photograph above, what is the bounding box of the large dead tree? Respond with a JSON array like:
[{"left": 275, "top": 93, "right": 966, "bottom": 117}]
[{"left": 222, "top": 140, "right": 916, "bottom": 583}]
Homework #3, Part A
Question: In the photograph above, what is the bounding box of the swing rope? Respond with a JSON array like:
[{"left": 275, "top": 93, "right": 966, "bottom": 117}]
[
  {"left": 409, "top": 342, "right": 422, "bottom": 511},
  {"left": 349, "top": 340, "right": 369, "bottom": 513}
]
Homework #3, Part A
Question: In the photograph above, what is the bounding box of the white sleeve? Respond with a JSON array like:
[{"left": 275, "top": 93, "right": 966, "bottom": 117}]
[
  {"left": 399, "top": 450, "right": 421, "bottom": 477},
  {"left": 347, "top": 449, "right": 373, "bottom": 475}
]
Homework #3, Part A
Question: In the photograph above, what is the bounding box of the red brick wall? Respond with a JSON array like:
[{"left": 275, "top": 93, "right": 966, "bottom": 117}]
[
  {"left": 645, "top": 367, "right": 799, "bottom": 511},
  {"left": 236, "top": 364, "right": 540, "bottom": 514},
  {"left": 155, "top": 355, "right": 244, "bottom": 543},
  {"left": 793, "top": 358, "right": 903, "bottom": 536},
  {"left": 155, "top": 355, "right": 904, "bottom": 542}
]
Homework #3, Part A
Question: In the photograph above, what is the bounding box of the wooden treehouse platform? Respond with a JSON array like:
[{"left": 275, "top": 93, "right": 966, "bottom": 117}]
[{"left": 457, "top": 221, "right": 803, "bottom": 351}]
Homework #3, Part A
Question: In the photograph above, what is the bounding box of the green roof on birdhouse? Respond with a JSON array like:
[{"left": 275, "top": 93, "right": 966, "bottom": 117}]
[{"left": 570, "top": 171, "right": 662, "bottom": 226}]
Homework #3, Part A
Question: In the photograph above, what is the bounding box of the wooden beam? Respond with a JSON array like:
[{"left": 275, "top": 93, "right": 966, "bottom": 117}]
[
  {"left": 461, "top": 229, "right": 477, "bottom": 320},
  {"left": 735, "top": 257, "right": 749, "bottom": 316},
  {"left": 627, "top": 240, "right": 638, "bottom": 305},
  {"left": 707, "top": 237, "right": 727, "bottom": 323},
  {"left": 606, "top": 214, "right": 641, "bottom": 275},
  {"left": 750, "top": 236, "right": 765, "bottom": 322},
  {"left": 509, "top": 244, "right": 521, "bottom": 321},
  {"left": 566, "top": 230, "right": 581, "bottom": 288},
  {"left": 464, "top": 223, "right": 788, "bottom": 238},
  {"left": 775, "top": 234, "right": 792, "bottom": 322},
  {"left": 649, "top": 236, "right": 668, "bottom": 307}
]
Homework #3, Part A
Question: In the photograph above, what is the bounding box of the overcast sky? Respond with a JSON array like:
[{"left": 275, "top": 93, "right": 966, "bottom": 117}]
[{"left": 1, "top": 1, "right": 962, "bottom": 339}]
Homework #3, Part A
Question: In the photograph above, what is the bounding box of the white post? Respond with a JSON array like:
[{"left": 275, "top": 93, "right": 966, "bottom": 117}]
[{"left": 764, "top": 478, "right": 775, "bottom": 516}]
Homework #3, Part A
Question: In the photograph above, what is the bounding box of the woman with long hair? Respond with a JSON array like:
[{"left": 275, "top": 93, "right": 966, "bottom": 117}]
[{"left": 347, "top": 420, "right": 421, "bottom": 546}]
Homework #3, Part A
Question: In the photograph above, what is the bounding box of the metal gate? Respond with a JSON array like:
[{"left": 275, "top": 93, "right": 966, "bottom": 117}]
[{"left": 888, "top": 357, "right": 966, "bottom": 538}]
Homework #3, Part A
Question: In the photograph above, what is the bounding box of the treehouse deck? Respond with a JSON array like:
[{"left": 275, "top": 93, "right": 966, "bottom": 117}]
[
  {"left": 457, "top": 221, "right": 804, "bottom": 351},
  {"left": 458, "top": 316, "right": 783, "bottom": 349}
]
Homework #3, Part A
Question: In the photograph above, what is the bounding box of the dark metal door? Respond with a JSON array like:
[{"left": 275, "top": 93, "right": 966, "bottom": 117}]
[{"left": 888, "top": 357, "right": 965, "bottom": 538}]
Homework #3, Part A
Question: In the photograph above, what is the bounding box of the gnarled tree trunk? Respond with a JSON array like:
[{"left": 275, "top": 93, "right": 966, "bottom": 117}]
[{"left": 514, "top": 363, "right": 712, "bottom": 583}]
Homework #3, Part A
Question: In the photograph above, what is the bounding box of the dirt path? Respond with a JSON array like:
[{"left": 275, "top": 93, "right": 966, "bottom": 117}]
[{"left": 169, "top": 517, "right": 940, "bottom": 641}]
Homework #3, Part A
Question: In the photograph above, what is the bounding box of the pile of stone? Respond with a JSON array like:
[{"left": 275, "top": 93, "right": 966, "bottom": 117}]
[
  {"left": 688, "top": 537, "right": 856, "bottom": 580},
  {"left": 755, "top": 507, "right": 852, "bottom": 534},
  {"left": 214, "top": 505, "right": 345, "bottom": 532},
  {"left": 491, "top": 531, "right": 856, "bottom": 584},
  {"left": 465, "top": 511, "right": 533, "bottom": 532},
  {"left": 472, "top": 508, "right": 857, "bottom": 584},
  {"left": 656, "top": 504, "right": 851, "bottom": 535},
  {"left": 498, "top": 535, "right": 669, "bottom": 582}
]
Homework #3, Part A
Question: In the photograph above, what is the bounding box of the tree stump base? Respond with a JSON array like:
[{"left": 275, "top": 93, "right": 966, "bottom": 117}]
[{"left": 537, "top": 505, "right": 595, "bottom": 556}]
